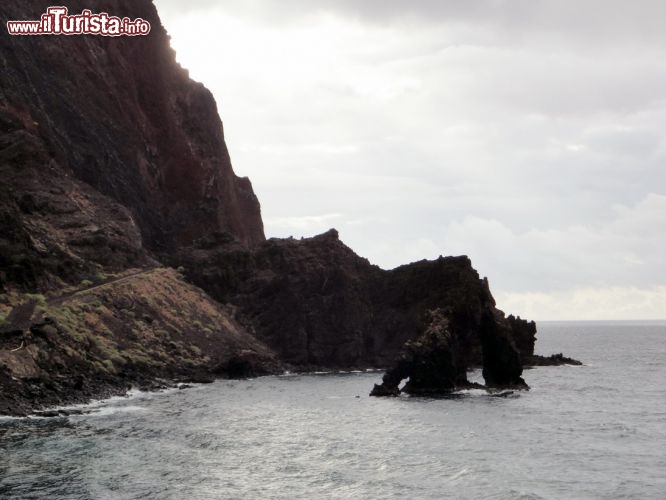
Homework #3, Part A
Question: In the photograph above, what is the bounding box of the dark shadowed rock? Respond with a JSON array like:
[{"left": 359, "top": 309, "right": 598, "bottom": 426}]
[
  {"left": 401, "top": 311, "right": 464, "bottom": 394},
  {"left": 370, "top": 383, "right": 401, "bottom": 397},
  {"left": 506, "top": 314, "right": 537, "bottom": 359},
  {"left": 214, "top": 350, "right": 278, "bottom": 379},
  {"left": 370, "top": 308, "right": 528, "bottom": 396},
  {"left": 479, "top": 310, "right": 528, "bottom": 389},
  {"left": 370, "top": 309, "right": 463, "bottom": 396}
]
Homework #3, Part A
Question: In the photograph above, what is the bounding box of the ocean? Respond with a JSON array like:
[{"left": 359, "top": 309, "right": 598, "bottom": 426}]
[{"left": 1, "top": 321, "right": 665, "bottom": 499}]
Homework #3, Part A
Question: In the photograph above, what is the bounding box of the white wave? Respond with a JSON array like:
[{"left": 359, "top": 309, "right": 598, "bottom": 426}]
[
  {"left": 5, "top": 383, "right": 204, "bottom": 420},
  {"left": 453, "top": 388, "right": 490, "bottom": 396},
  {"left": 86, "top": 405, "right": 146, "bottom": 418},
  {"left": 445, "top": 467, "right": 470, "bottom": 483},
  {"left": 0, "top": 415, "right": 25, "bottom": 422}
]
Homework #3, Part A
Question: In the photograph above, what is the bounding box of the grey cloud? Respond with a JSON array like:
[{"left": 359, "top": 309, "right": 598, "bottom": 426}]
[{"left": 155, "top": 0, "right": 666, "bottom": 45}]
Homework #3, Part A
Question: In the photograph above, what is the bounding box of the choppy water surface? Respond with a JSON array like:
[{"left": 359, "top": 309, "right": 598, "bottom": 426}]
[{"left": 1, "top": 322, "right": 665, "bottom": 499}]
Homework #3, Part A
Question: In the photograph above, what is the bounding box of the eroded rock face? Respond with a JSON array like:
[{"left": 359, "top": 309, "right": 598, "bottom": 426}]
[
  {"left": 0, "top": 0, "right": 264, "bottom": 262},
  {"left": 0, "top": 108, "right": 155, "bottom": 292}
]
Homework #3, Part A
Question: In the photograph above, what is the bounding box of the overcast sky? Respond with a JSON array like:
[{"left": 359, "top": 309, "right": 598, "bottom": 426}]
[{"left": 153, "top": 0, "right": 666, "bottom": 320}]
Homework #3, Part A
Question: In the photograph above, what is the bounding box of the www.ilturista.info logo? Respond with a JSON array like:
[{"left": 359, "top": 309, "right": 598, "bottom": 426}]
[{"left": 6, "top": 6, "right": 151, "bottom": 36}]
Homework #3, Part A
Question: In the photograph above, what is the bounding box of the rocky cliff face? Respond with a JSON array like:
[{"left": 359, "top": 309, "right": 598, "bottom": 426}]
[
  {"left": 1, "top": 0, "right": 264, "bottom": 269},
  {"left": 0, "top": 105, "right": 156, "bottom": 292}
]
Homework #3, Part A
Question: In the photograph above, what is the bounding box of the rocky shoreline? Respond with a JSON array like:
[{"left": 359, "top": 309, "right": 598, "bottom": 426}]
[{"left": 5, "top": 355, "right": 584, "bottom": 418}]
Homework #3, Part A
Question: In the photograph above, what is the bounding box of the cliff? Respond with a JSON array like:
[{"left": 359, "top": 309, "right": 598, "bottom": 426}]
[
  {"left": 0, "top": 0, "right": 563, "bottom": 415},
  {"left": 1, "top": 0, "right": 264, "bottom": 273}
]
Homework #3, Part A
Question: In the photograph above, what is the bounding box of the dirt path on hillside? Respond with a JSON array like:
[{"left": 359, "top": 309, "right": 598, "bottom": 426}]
[
  {"left": 47, "top": 267, "right": 158, "bottom": 306},
  {"left": 0, "top": 267, "right": 159, "bottom": 333}
]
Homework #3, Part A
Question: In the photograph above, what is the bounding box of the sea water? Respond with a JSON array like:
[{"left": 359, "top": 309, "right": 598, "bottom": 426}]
[{"left": 1, "top": 321, "right": 665, "bottom": 499}]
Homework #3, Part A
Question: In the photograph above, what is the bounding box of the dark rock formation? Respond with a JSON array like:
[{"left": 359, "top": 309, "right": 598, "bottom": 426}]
[
  {"left": 525, "top": 353, "right": 583, "bottom": 367},
  {"left": 369, "top": 308, "right": 528, "bottom": 396},
  {"left": 370, "top": 310, "right": 465, "bottom": 396},
  {"left": 175, "top": 230, "right": 537, "bottom": 389},
  {"left": 506, "top": 314, "right": 537, "bottom": 359},
  {"left": 479, "top": 310, "right": 528, "bottom": 389}
]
